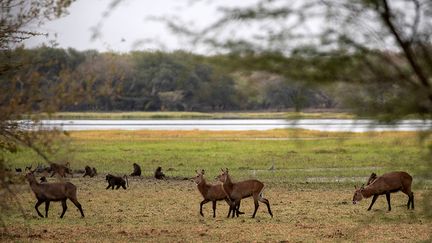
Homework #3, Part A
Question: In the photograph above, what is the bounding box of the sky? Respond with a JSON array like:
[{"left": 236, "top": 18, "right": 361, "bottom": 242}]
[{"left": 24, "top": 0, "right": 258, "bottom": 53}]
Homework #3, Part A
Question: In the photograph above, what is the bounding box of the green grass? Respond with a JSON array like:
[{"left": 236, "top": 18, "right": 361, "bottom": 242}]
[
  {"left": 2, "top": 129, "right": 431, "bottom": 242},
  {"left": 30, "top": 111, "right": 355, "bottom": 120},
  {"left": 5, "top": 130, "right": 429, "bottom": 184}
]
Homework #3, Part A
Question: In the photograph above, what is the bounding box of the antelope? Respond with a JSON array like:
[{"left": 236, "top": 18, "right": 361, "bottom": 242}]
[
  {"left": 25, "top": 171, "right": 85, "bottom": 218},
  {"left": 352, "top": 171, "right": 414, "bottom": 211},
  {"left": 217, "top": 168, "right": 273, "bottom": 218},
  {"left": 192, "top": 169, "right": 243, "bottom": 218}
]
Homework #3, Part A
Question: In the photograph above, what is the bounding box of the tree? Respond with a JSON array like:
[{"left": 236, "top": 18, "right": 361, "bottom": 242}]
[
  {"left": 164, "top": 0, "right": 432, "bottom": 118},
  {"left": 0, "top": 0, "right": 126, "bottom": 225}
]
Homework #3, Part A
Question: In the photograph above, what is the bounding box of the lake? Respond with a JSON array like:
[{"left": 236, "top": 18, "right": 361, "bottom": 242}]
[{"left": 25, "top": 119, "right": 432, "bottom": 132}]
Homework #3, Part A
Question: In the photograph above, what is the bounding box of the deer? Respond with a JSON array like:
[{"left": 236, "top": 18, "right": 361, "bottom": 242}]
[
  {"left": 194, "top": 169, "right": 225, "bottom": 217},
  {"left": 216, "top": 168, "right": 273, "bottom": 218},
  {"left": 352, "top": 171, "right": 414, "bottom": 211},
  {"left": 192, "top": 169, "right": 243, "bottom": 218},
  {"left": 25, "top": 170, "right": 85, "bottom": 218}
]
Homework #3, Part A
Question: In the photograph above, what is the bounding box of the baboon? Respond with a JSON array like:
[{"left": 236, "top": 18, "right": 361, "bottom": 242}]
[
  {"left": 49, "top": 162, "right": 72, "bottom": 177},
  {"left": 83, "top": 166, "right": 97, "bottom": 177},
  {"left": 105, "top": 174, "right": 128, "bottom": 190},
  {"left": 154, "top": 166, "right": 165, "bottom": 180},
  {"left": 40, "top": 176, "right": 47, "bottom": 183},
  {"left": 130, "top": 163, "right": 141, "bottom": 176}
]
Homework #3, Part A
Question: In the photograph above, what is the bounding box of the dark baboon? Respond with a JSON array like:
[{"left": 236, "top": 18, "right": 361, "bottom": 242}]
[
  {"left": 130, "top": 163, "right": 141, "bottom": 176},
  {"left": 154, "top": 166, "right": 165, "bottom": 180},
  {"left": 49, "top": 162, "right": 72, "bottom": 177},
  {"left": 105, "top": 174, "right": 128, "bottom": 190},
  {"left": 83, "top": 166, "right": 96, "bottom": 177}
]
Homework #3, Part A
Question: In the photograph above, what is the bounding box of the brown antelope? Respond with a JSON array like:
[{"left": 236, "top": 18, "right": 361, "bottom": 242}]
[
  {"left": 192, "top": 169, "right": 243, "bottom": 218},
  {"left": 352, "top": 171, "right": 414, "bottom": 211},
  {"left": 25, "top": 171, "right": 85, "bottom": 218},
  {"left": 217, "top": 168, "right": 273, "bottom": 218}
]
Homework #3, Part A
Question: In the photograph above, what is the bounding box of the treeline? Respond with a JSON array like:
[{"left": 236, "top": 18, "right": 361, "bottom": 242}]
[{"left": 1, "top": 47, "right": 338, "bottom": 112}]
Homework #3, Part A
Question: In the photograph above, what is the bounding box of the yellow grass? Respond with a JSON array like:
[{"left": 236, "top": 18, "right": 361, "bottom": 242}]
[
  {"left": 2, "top": 177, "right": 431, "bottom": 242},
  {"left": 68, "top": 129, "right": 422, "bottom": 141}
]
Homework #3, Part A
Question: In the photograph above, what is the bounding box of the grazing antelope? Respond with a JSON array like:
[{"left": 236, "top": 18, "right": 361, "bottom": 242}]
[
  {"left": 217, "top": 168, "right": 273, "bottom": 218},
  {"left": 25, "top": 171, "right": 85, "bottom": 218},
  {"left": 192, "top": 169, "right": 243, "bottom": 218},
  {"left": 352, "top": 171, "right": 414, "bottom": 211}
]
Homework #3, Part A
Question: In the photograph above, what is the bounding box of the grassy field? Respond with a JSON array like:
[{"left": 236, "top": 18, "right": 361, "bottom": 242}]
[
  {"left": 2, "top": 129, "right": 432, "bottom": 242},
  {"left": 31, "top": 111, "right": 355, "bottom": 120}
]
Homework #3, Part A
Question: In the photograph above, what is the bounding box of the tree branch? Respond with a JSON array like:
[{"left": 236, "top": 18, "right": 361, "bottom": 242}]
[{"left": 380, "top": 0, "right": 431, "bottom": 90}]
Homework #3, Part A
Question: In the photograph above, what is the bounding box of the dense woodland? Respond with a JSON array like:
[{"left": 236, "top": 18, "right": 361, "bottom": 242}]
[{"left": 1, "top": 47, "right": 341, "bottom": 112}]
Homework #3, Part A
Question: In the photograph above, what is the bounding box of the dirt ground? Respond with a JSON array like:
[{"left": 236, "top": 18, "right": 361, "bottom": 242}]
[{"left": 1, "top": 175, "right": 431, "bottom": 242}]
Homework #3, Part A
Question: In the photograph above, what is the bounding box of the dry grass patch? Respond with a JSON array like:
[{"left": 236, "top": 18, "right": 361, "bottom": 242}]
[{"left": 1, "top": 176, "right": 431, "bottom": 242}]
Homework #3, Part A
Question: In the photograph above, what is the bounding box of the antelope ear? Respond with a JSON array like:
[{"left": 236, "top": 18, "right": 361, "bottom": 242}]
[
  {"left": 225, "top": 168, "right": 229, "bottom": 173},
  {"left": 354, "top": 185, "right": 357, "bottom": 190},
  {"left": 201, "top": 169, "right": 205, "bottom": 175},
  {"left": 195, "top": 170, "right": 198, "bottom": 174},
  {"left": 221, "top": 168, "right": 224, "bottom": 172},
  {"left": 361, "top": 184, "right": 365, "bottom": 189}
]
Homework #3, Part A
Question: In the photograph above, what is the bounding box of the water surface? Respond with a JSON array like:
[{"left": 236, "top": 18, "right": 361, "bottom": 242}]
[{"left": 29, "top": 119, "right": 432, "bottom": 132}]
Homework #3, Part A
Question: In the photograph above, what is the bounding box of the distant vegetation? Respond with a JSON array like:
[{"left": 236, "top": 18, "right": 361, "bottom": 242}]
[
  {"left": 35, "top": 111, "right": 354, "bottom": 120},
  {"left": 2, "top": 47, "right": 346, "bottom": 113}
]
